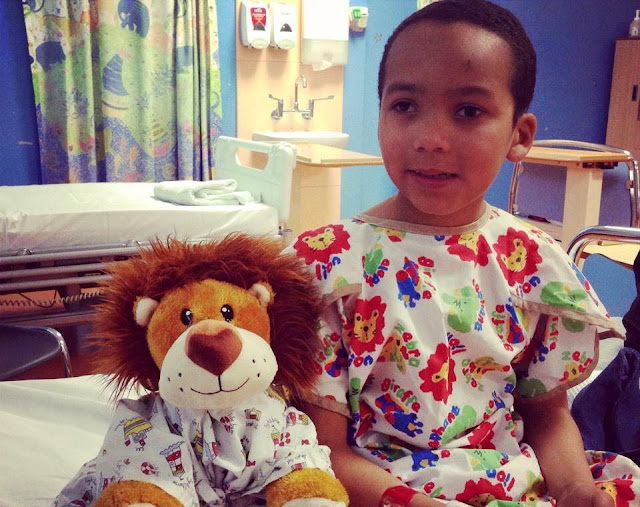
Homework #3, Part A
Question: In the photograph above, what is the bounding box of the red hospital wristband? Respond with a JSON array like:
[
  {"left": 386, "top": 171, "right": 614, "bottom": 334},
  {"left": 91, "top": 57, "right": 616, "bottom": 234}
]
[{"left": 379, "top": 485, "right": 418, "bottom": 507}]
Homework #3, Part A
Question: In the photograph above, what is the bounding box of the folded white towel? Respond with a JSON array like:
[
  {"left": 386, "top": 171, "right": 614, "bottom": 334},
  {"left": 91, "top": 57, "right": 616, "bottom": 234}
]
[{"left": 154, "top": 180, "right": 255, "bottom": 206}]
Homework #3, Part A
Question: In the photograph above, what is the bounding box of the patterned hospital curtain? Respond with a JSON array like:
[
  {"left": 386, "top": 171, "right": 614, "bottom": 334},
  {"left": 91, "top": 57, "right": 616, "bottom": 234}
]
[{"left": 22, "top": 0, "right": 222, "bottom": 183}]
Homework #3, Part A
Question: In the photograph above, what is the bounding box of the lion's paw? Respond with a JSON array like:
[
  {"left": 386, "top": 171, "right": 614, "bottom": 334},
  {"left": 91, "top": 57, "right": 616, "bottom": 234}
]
[{"left": 282, "top": 500, "right": 347, "bottom": 507}]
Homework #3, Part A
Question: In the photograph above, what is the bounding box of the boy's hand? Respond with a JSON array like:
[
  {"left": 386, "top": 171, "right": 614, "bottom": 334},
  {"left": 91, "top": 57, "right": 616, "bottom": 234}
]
[
  {"left": 407, "top": 493, "right": 445, "bottom": 507},
  {"left": 554, "top": 483, "right": 614, "bottom": 507}
]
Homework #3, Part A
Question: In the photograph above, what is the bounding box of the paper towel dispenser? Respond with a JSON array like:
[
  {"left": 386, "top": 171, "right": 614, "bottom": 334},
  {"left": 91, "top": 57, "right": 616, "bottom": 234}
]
[{"left": 301, "top": 0, "right": 349, "bottom": 70}]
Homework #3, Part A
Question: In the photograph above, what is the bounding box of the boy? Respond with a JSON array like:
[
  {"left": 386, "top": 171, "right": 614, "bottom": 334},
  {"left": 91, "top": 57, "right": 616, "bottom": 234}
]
[{"left": 293, "top": 1, "right": 639, "bottom": 506}]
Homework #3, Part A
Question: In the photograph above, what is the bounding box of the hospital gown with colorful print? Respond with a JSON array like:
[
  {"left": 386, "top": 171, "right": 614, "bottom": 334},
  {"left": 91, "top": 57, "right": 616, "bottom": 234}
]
[
  {"left": 292, "top": 205, "right": 639, "bottom": 506},
  {"left": 54, "top": 389, "right": 334, "bottom": 506}
]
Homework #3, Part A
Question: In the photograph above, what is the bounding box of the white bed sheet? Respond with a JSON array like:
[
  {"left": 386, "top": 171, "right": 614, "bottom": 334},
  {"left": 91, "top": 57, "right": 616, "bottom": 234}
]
[
  {"left": 0, "top": 375, "right": 145, "bottom": 507},
  {"left": 0, "top": 182, "right": 279, "bottom": 254}
]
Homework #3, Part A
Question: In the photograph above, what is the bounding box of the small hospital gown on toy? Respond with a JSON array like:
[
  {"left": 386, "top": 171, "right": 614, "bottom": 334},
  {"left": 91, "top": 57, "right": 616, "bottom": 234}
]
[{"left": 55, "top": 389, "right": 334, "bottom": 506}]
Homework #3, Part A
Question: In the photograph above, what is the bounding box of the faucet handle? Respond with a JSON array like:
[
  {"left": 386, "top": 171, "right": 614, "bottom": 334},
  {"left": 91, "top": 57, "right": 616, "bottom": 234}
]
[
  {"left": 268, "top": 94, "right": 284, "bottom": 120},
  {"left": 303, "top": 95, "right": 335, "bottom": 119},
  {"left": 311, "top": 94, "right": 335, "bottom": 102}
]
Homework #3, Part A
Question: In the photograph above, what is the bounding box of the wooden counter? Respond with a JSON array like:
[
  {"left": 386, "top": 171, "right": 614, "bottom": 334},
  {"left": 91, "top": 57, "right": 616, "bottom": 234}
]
[
  {"left": 522, "top": 146, "right": 631, "bottom": 166},
  {"left": 293, "top": 143, "right": 383, "bottom": 167}
]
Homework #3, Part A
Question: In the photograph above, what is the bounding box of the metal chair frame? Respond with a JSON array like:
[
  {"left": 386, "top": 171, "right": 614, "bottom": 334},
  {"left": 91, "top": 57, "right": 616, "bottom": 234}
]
[
  {"left": 567, "top": 225, "right": 640, "bottom": 266},
  {"left": 0, "top": 324, "right": 73, "bottom": 380},
  {"left": 508, "top": 139, "right": 640, "bottom": 230}
]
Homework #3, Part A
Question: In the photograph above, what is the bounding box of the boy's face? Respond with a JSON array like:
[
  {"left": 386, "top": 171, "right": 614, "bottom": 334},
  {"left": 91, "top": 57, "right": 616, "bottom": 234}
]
[{"left": 378, "top": 21, "right": 536, "bottom": 227}]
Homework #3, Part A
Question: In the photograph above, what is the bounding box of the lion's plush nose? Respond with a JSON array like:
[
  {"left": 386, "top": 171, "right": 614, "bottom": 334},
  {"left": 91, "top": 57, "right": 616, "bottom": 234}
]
[{"left": 186, "top": 320, "right": 242, "bottom": 376}]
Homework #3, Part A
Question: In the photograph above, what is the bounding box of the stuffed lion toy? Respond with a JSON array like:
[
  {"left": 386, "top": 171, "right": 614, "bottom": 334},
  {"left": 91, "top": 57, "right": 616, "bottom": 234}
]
[{"left": 55, "top": 234, "right": 348, "bottom": 507}]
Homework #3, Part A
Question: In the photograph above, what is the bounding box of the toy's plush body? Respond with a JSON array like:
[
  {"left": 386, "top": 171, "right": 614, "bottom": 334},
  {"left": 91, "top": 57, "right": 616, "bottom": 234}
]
[{"left": 55, "top": 235, "right": 348, "bottom": 507}]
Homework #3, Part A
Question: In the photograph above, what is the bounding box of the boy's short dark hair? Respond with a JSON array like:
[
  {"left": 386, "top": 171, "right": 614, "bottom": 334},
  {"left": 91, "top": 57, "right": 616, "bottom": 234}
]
[{"left": 377, "top": 0, "right": 536, "bottom": 121}]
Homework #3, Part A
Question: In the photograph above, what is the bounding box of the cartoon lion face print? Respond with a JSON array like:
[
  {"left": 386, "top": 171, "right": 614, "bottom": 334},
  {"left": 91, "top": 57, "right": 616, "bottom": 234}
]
[
  {"left": 501, "top": 238, "right": 526, "bottom": 271},
  {"left": 354, "top": 309, "right": 379, "bottom": 343},
  {"left": 347, "top": 296, "right": 387, "bottom": 356},
  {"left": 597, "top": 477, "right": 636, "bottom": 507},
  {"left": 305, "top": 228, "right": 337, "bottom": 250},
  {"left": 493, "top": 228, "right": 542, "bottom": 286},
  {"left": 445, "top": 232, "right": 491, "bottom": 267},
  {"left": 419, "top": 342, "right": 456, "bottom": 403},
  {"left": 293, "top": 224, "right": 351, "bottom": 265}
]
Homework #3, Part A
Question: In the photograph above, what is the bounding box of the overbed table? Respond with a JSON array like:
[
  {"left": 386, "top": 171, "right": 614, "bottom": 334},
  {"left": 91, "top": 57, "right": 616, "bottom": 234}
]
[{"left": 518, "top": 146, "right": 634, "bottom": 248}]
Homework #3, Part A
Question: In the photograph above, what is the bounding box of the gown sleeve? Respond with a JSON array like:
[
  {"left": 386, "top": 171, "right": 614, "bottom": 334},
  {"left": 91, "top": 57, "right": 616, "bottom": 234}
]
[
  {"left": 309, "top": 290, "right": 359, "bottom": 417},
  {"left": 512, "top": 301, "right": 601, "bottom": 401},
  {"left": 511, "top": 248, "right": 620, "bottom": 402}
]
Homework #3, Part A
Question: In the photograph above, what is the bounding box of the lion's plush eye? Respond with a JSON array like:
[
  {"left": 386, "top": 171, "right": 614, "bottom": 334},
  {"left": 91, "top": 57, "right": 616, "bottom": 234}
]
[
  {"left": 181, "top": 309, "right": 194, "bottom": 326},
  {"left": 221, "top": 304, "right": 234, "bottom": 322}
]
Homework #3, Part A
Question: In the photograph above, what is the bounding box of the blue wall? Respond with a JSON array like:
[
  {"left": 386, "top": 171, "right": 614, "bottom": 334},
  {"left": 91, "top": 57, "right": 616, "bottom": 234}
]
[
  {"left": 0, "top": 1, "right": 40, "bottom": 185},
  {"left": 1, "top": 0, "right": 637, "bottom": 316},
  {"left": 487, "top": 1, "right": 634, "bottom": 212}
]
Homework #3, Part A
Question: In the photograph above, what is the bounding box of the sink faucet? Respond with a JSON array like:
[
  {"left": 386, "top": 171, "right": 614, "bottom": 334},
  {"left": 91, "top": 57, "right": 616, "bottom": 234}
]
[
  {"left": 268, "top": 76, "right": 334, "bottom": 120},
  {"left": 294, "top": 75, "right": 307, "bottom": 110}
]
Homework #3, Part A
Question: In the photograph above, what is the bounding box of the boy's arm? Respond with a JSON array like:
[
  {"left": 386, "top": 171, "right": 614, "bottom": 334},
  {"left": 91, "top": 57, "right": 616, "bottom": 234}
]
[
  {"left": 515, "top": 390, "right": 613, "bottom": 507},
  {"left": 304, "top": 403, "right": 441, "bottom": 507}
]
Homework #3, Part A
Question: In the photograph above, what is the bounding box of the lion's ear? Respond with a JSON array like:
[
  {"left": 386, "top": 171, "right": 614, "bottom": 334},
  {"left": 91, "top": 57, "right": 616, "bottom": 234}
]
[
  {"left": 249, "top": 282, "right": 273, "bottom": 308},
  {"left": 134, "top": 296, "right": 159, "bottom": 327}
]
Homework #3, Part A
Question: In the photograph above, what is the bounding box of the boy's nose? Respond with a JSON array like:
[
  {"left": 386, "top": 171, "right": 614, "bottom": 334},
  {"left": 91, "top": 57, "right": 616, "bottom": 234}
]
[
  {"left": 413, "top": 130, "right": 450, "bottom": 152},
  {"left": 412, "top": 116, "right": 450, "bottom": 153}
]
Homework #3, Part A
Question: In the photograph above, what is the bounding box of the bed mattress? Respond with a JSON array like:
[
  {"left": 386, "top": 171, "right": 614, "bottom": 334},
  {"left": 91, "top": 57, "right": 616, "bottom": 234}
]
[
  {"left": 0, "top": 182, "right": 279, "bottom": 255},
  {"left": 0, "top": 375, "right": 146, "bottom": 507}
]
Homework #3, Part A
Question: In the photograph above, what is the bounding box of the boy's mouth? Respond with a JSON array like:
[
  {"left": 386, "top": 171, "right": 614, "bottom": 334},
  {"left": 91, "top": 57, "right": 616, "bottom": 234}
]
[{"left": 409, "top": 169, "right": 456, "bottom": 180}]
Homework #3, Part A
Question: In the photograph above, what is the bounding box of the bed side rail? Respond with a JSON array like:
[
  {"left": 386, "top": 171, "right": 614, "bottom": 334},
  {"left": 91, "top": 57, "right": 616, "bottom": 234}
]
[
  {"left": 214, "top": 136, "right": 296, "bottom": 225},
  {"left": 0, "top": 245, "right": 147, "bottom": 326}
]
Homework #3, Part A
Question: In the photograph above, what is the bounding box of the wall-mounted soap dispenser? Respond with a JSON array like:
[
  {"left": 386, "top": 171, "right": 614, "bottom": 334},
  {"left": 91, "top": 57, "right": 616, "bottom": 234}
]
[
  {"left": 240, "top": 0, "right": 271, "bottom": 49},
  {"left": 270, "top": 2, "right": 296, "bottom": 50}
]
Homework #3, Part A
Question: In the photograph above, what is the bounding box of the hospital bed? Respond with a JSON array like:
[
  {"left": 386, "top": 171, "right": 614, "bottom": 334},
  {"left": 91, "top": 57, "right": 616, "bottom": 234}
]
[{"left": 0, "top": 136, "right": 296, "bottom": 329}]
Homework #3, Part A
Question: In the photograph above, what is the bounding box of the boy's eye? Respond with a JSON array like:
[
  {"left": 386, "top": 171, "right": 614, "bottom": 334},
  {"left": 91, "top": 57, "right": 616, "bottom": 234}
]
[
  {"left": 391, "top": 100, "right": 415, "bottom": 113},
  {"left": 455, "top": 105, "right": 482, "bottom": 118}
]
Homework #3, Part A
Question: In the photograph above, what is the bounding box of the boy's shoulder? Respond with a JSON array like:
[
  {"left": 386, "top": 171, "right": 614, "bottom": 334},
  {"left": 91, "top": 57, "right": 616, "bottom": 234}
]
[
  {"left": 485, "top": 207, "right": 612, "bottom": 325},
  {"left": 483, "top": 206, "right": 561, "bottom": 246}
]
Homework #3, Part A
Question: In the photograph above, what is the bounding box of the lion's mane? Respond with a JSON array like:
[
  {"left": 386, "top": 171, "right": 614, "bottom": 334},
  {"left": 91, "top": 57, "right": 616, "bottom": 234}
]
[{"left": 90, "top": 234, "right": 322, "bottom": 403}]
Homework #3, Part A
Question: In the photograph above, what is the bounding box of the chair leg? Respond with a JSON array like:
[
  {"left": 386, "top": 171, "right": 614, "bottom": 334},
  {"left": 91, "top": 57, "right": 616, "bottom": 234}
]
[{"left": 49, "top": 327, "right": 73, "bottom": 377}]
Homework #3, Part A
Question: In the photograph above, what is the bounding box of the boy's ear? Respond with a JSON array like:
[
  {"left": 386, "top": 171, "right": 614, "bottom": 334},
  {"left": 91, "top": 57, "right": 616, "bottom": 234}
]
[{"left": 506, "top": 113, "right": 537, "bottom": 163}]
